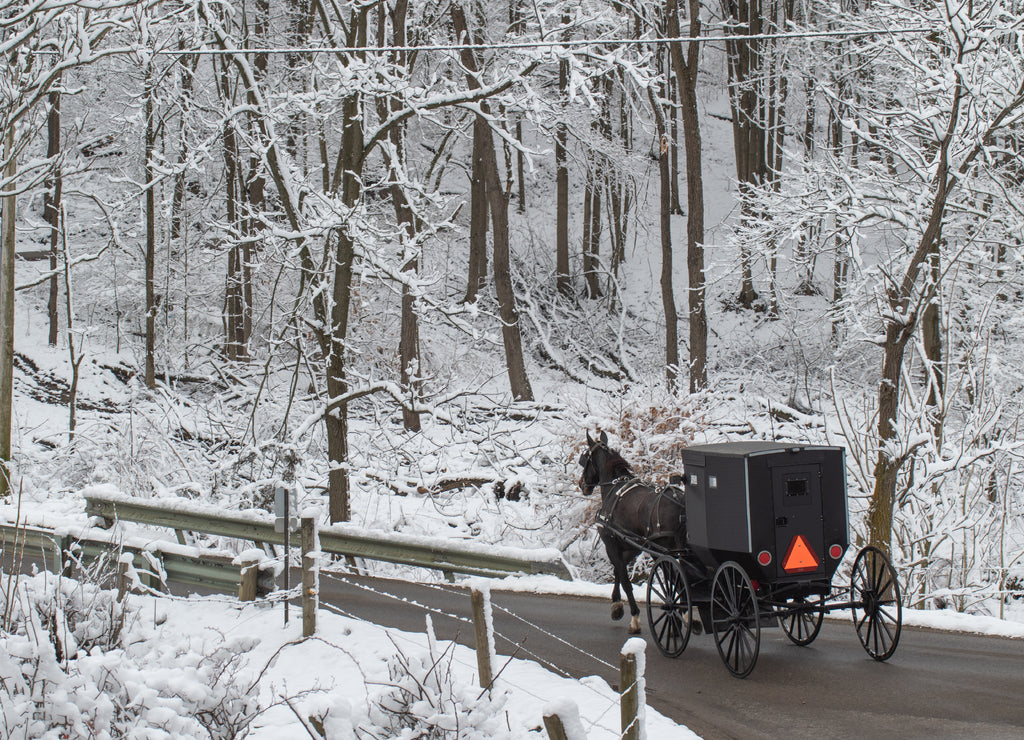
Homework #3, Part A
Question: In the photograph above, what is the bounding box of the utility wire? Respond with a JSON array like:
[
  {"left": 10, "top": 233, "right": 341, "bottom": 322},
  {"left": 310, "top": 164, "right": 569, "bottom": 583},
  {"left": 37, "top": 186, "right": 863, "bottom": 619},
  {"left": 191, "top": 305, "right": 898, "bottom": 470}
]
[{"left": 20, "top": 26, "right": 935, "bottom": 58}]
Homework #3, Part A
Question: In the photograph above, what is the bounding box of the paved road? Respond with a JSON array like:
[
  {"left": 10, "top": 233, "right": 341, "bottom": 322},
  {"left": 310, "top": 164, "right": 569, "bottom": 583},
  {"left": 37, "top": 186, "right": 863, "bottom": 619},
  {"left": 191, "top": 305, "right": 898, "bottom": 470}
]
[{"left": 315, "top": 571, "right": 1024, "bottom": 740}]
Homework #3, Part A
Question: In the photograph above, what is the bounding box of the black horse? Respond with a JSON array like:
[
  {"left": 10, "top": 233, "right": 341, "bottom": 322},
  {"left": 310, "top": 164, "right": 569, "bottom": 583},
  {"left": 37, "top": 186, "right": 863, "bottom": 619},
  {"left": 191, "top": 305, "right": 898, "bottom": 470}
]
[{"left": 579, "top": 431, "right": 687, "bottom": 634}]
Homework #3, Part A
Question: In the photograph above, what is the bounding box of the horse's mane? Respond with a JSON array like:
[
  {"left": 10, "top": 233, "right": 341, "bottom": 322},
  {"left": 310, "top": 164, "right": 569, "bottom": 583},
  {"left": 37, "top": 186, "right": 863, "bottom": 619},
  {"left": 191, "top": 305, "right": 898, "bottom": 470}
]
[{"left": 604, "top": 447, "right": 634, "bottom": 480}]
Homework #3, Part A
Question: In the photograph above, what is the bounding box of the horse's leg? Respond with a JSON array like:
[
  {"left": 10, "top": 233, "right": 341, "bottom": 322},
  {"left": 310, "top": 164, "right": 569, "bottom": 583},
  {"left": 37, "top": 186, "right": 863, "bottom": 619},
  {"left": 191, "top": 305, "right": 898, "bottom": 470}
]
[
  {"left": 608, "top": 541, "right": 625, "bottom": 621},
  {"left": 610, "top": 550, "right": 641, "bottom": 633},
  {"left": 619, "top": 559, "right": 642, "bottom": 635},
  {"left": 611, "top": 582, "right": 625, "bottom": 621}
]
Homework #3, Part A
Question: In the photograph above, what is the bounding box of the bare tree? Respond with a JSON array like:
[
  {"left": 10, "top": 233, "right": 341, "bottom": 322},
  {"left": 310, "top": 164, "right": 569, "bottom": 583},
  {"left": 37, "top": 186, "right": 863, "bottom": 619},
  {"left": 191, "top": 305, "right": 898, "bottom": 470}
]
[
  {"left": 451, "top": 3, "right": 533, "bottom": 401},
  {"left": 555, "top": 12, "right": 571, "bottom": 297},
  {"left": 649, "top": 65, "right": 679, "bottom": 388},
  {"left": 44, "top": 84, "right": 62, "bottom": 347},
  {"left": 0, "top": 126, "right": 14, "bottom": 497},
  {"left": 666, "top": 0, "right": 708, "bottom": 392}
]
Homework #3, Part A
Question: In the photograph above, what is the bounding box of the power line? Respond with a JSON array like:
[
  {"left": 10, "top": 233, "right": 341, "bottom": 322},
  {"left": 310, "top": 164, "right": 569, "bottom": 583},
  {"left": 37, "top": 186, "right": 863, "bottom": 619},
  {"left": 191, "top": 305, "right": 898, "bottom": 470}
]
[{"left": 21, "top": 26, "right": 934, "bottom": 58}]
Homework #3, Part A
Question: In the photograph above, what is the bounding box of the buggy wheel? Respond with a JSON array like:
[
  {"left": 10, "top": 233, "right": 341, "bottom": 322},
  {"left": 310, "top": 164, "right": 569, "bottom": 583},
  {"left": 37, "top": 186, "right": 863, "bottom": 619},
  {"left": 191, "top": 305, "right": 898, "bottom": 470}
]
[
  {"left": 851, "top": 546, "right": 902, "bottom": 661},
  {"left": 711, "top": 561, "right": 761, "bottom": 678},
  {"left": 646, "top": 557, "right": 692, "bottom": 658},
  {"left": 777, "top": 595, "right": 824, "bottom": 647}
]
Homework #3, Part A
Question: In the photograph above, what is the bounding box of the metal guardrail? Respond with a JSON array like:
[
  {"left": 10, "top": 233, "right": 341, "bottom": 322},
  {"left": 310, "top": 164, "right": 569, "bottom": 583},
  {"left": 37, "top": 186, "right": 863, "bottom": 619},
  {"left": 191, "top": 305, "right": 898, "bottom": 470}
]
[
  {"left": 0, "top": 520, "right": 266, "bottom": 595},
  {"left": 84, "top": 491, "right": 573, "bottom": 581}
]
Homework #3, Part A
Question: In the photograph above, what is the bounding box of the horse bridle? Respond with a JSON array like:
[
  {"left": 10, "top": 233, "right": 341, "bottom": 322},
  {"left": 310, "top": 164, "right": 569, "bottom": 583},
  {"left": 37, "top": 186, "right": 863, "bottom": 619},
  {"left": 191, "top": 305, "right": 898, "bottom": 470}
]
[{"left": 579, "top": 439, "right": 633, "bottom": 496}]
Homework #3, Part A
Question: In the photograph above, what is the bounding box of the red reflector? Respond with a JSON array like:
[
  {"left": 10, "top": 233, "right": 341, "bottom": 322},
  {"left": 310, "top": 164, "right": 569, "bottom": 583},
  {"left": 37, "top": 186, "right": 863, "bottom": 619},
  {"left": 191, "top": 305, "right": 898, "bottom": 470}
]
[
  {"left": 829, "top": 544, "right": 844, "bottom": 560},
  {"left": 757, "top": 550, "right": 772, "bottom": 566},
  {"left": 782, "top": 535, "right": 820, "bottom": 573},
  {"left": 751, "top": 579, "right": 760, "bottom": 591}
]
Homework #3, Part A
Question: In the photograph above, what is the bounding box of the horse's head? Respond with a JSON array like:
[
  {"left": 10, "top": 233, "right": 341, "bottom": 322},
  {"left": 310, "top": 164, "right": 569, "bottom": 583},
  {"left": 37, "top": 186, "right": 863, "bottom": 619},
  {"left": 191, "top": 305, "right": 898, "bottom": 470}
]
[{"left": 578, "top": 431, "right": 630, "bottom": 496}]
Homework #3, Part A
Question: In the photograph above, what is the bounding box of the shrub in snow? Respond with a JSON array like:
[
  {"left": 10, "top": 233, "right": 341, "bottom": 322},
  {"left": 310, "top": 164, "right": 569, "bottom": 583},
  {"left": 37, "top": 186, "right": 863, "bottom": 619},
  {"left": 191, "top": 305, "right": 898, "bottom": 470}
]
[
  {"left": 354, "top": 635, "right": 512, "bottom": 740},
  {"left": 0, "top": 572, "right": 261, "bottom": 739}
]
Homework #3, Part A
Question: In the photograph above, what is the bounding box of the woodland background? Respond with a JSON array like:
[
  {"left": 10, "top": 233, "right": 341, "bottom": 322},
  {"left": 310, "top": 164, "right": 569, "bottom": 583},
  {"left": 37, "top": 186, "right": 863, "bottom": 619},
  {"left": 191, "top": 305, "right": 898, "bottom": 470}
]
[{"left": 1, "top": 0, "right": 1023, "bottom": 619}]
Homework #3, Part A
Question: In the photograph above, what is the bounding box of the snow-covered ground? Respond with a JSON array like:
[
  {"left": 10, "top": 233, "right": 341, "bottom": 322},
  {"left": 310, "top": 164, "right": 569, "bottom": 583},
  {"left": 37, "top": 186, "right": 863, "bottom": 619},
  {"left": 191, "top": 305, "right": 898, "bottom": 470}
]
[{"left": 0, "top": 568, "right": 700, "bottom": 739}]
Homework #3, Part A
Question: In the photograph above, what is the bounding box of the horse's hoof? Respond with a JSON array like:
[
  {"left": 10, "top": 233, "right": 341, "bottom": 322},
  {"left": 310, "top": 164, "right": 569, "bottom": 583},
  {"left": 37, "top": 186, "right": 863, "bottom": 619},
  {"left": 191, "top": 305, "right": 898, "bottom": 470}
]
[
  {"left": 628, "top": 616, "right": 642, "bottom": 634},
  {"left": 611, "top": 602, "right": 624, "bottom": 621}
]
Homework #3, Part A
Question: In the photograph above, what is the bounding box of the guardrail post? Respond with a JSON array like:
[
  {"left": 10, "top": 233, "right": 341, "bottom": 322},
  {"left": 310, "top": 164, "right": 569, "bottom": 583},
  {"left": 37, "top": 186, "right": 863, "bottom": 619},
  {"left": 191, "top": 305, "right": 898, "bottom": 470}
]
[
  {"left": 117, "top": 552, "right": 134, "bottom": 601},
  {"left": 60, "top": 536, "right": 78, "bottom": 578},
  {"left": 238, "top": 555, "right": 260, "bottom": 602},
  {"left": 470, "top": 586, "right": 494, "bottom": 690},
  {"left": 619, "top": 639, "right": 645, "bottom": 740},
  {"left": 301, "top": 516, "right": 318, "bottom": 637}
]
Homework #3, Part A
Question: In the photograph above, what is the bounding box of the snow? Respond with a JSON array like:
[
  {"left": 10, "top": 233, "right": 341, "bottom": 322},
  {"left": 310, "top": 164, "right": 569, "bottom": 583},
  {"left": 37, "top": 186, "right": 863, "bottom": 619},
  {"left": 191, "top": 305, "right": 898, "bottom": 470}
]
[
  {"left": 0, "top": 571, "right": 699, "bottom": 738},
  {"left": 900, "top": 607, "right": 1024, "bottom": 639}
]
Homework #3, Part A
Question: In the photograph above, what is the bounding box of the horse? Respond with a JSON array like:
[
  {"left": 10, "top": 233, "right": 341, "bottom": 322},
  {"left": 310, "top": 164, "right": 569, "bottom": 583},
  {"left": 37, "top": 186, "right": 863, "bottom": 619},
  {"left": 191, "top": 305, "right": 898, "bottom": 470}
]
[{"left": 578, "top": 431, "right": 687, "bottom": 634}]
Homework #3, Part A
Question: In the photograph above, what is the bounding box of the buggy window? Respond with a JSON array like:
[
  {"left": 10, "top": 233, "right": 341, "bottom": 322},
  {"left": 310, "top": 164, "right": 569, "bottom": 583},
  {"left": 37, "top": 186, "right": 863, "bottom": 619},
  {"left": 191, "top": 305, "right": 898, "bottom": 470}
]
[{"left": 786, "top": 477, "right": 809, "bottom": 498}]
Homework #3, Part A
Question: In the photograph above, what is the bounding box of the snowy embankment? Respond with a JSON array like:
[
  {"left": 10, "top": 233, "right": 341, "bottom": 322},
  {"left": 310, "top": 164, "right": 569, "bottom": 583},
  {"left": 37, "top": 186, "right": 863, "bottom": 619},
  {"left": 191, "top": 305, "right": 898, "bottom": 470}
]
[{"left": 0, "top": 571, "right": 698, "bottom": 739}]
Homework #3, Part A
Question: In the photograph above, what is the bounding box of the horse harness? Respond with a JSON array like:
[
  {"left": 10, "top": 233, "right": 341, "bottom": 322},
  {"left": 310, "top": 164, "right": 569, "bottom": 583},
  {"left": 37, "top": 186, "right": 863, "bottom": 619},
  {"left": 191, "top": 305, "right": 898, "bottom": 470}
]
[{"left": 595, "top": 477, "right": 687, "bottom": 544}]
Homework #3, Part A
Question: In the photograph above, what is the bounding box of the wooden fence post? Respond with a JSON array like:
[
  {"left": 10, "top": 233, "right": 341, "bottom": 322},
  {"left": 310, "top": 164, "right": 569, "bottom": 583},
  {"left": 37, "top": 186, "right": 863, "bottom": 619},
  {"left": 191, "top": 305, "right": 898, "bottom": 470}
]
[
  {"left": 543, "top": 713, "right": 569, "bottom": 740},
  {"left": 470, "top": 586, "right": 494, "bottom": 690},
  {"left": 301, "top": 516, "right": 317, "bottom": 637},
  {"left": 542, "top": 698, "right": 586, "bottom": 740},
  {"left": 238, "top": 556, "right": 259, "bottom": 602},
  {"left": 620, "top": 640, "right": 644, "bottom": 740}
]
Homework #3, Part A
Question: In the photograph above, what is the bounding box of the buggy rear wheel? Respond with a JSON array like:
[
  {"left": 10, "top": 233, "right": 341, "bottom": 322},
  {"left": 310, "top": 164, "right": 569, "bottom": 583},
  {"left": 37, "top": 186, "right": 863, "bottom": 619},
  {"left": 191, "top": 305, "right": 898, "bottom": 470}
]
[
  {"left": 711, "top": 561, "right": 761, "bottom": 678},
  {"left": 777, "top": 594, "right": 825, "bottom": 646},
  {"left": 646, "top": 557, "right": 692, "bottom": 658},
  {"left": 851, "top": 546, "right": 902, "bottom": 661}
]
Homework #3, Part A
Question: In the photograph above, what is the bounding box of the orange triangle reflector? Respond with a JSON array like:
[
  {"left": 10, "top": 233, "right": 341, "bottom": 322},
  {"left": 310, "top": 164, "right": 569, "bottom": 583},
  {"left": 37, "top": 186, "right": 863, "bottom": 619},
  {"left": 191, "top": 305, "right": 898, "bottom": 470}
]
[{"left": 782, "top": 535, "right": 820, "bottom": 573}]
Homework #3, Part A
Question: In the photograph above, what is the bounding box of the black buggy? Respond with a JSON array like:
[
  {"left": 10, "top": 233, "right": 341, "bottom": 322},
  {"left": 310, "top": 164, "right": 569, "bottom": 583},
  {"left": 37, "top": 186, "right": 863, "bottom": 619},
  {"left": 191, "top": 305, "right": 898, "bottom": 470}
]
[{"left": 596, "top": 441, "right": 903, "bottom": 678}]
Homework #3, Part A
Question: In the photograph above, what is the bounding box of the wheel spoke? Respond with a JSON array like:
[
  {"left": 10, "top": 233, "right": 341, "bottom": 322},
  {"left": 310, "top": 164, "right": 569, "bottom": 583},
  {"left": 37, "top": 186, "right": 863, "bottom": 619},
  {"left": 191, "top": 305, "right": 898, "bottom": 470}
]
[
  {"left": 875, "top": 612, "right": 896, "bottom": 643},
  {"left": 872, "top": 615, "right": 884, "bottom": 655},
  {"left": 856, "top": 608, "right": 870, "bottom": 635},
  {"left": 725, "top": 626, "right": 738, "bottom": 664}
]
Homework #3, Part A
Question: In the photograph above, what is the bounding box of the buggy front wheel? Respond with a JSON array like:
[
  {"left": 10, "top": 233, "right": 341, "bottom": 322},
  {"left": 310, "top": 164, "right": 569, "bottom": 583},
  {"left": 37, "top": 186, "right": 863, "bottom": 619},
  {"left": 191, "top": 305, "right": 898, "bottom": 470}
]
[
  {"left": 646, "top": 557, "right": 693, "bottom": 658},
  {"left": 711, "top": 561, "right": 761, "bottom": 678},
  {"left": 777, "top": 594, "right": 825, "bottom": 647},
  {"left": 850, "top": 546, "right": 902, "bottom": 661}
]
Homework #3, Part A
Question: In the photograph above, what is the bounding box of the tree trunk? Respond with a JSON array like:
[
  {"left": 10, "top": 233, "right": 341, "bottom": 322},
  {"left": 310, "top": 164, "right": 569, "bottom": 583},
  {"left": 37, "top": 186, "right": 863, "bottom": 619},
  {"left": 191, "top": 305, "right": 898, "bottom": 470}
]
[
  {"left": 144, "top": 61, "right": 157, "bottom": 390},
  {"left": 44, "top": 86, "right": 62, "bottom": 348},
  {"left": 324, "top": 10, "right": 368, "bottom": 523},
  {"left": 452, "top": 4, "right": 533, "bottom": 401},
  {"left": 464, "top": 115, "right": 489, "bottom": 303},
  {"left": 668, "top": 70, "right": 681, "bottom": 215},
  {"left": 922, "top": 236, "right": 943, "bottom": 425},
  {"left": 668, "top": 0, "right": 708, "bottom": 392},
  {"left": 649, "top": 79, "right": 678, "bottom": 389},
  {"left": 722, "top": 0, "right": 772, "bottom": 310},
  {"left": 215, "top": 55, "right": 246, "bottom": 363},
  {"left": 582, "top": 161, "right": 603, "bottom": 299},
  {"left": 555, "top": 32, "right": 571, "bottom": 297},
  {"left": 511, "top": 0, "right": 526, "bottom": 213},
  {"left": 383, "top": 0, "right": 421, "bottom": 433},
  {"left": 0, "top": 127, "right": 15, "bottom": 498},
  {"left": 170, "top": 43, "right": 197, "bottom": 242}
]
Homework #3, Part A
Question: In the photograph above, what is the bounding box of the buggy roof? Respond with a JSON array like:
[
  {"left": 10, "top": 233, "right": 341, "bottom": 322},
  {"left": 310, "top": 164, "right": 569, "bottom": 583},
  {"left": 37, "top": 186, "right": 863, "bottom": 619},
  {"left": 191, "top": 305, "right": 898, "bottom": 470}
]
[{"left": 683, "top": 441, "right": 843, "bottom": 458}]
